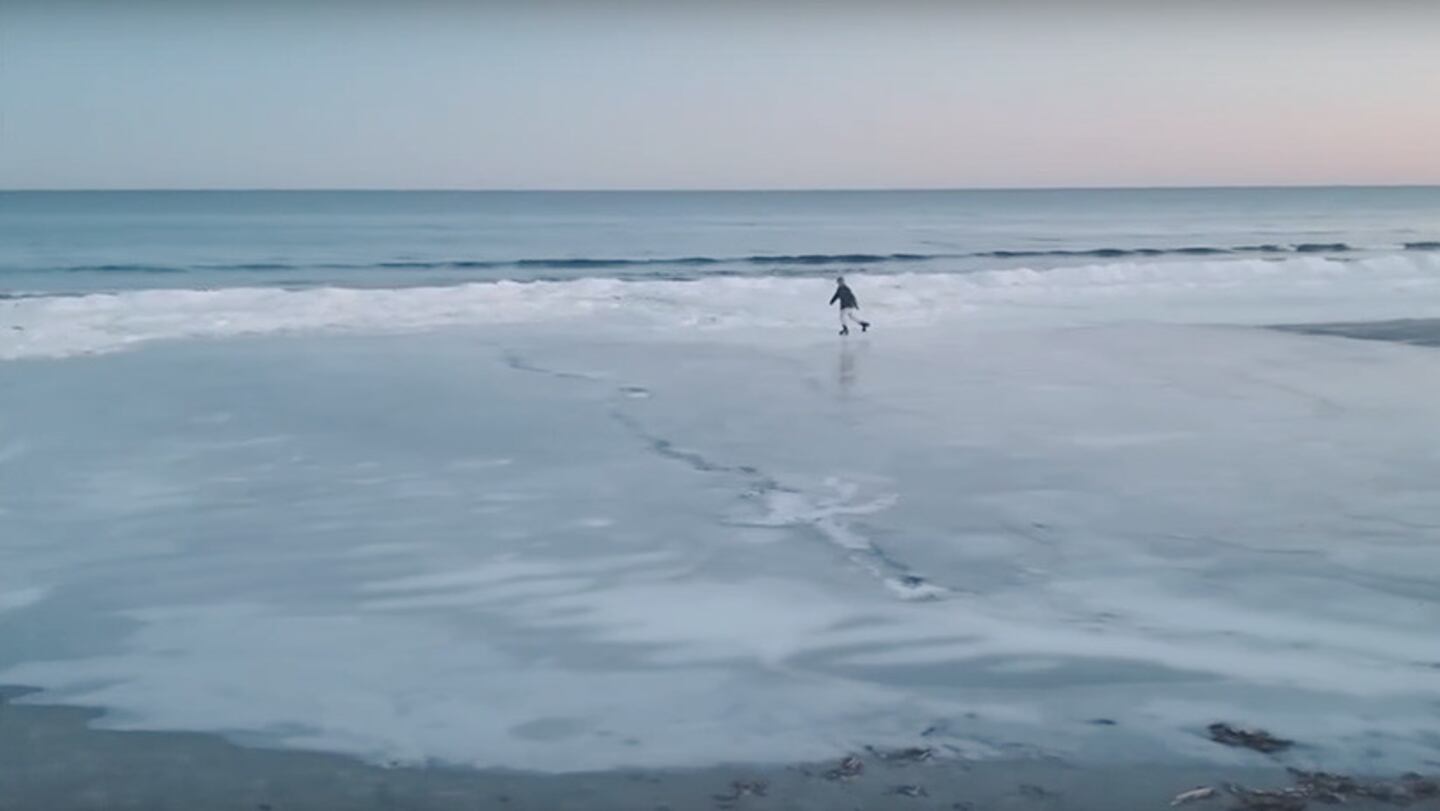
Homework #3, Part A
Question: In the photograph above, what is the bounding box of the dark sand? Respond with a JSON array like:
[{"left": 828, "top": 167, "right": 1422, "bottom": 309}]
[{"left": 3, "top": 688, "right": 1434, "bottom": 811}]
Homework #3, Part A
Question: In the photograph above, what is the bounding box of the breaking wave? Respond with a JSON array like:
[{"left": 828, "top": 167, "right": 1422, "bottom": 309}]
[
  {"left": 26, "top": 240, "right": 1436, "bottom": 278},
  {"left": 5, "top": 252, "right": 1440, "bottom": 361}
]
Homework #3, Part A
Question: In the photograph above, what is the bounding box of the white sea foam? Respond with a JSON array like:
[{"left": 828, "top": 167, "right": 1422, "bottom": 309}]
[{"left": 4, "top": 254, "right": 1440, "bottom": 360}]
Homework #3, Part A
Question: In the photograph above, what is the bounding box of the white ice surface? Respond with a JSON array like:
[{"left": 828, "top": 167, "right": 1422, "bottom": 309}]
[{"left": 2, "top": 256, "right": 1440, "bottom": 773}]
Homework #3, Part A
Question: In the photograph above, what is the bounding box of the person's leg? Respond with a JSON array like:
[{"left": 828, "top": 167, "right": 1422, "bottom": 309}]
[
  {"left": 839, "top": 308, "right": 849, "bottom": 335},
  {"left": 844, "top": 309, "right": 868, "bottom": 331}
]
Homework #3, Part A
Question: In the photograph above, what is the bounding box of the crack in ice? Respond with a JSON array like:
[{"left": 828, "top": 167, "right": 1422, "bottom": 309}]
[{"left": 497, "top": 347, "right": 950, "bottom": 601}]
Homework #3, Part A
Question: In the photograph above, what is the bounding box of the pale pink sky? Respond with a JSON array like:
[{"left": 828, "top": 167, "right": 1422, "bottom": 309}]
[{"left": 3, "top": 3, "right": 1439, "bottom": 189}]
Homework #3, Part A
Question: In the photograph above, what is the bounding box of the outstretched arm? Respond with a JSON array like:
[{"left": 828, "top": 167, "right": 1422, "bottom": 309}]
[{"left": 829, "top": 290, "right": 840, "bottom": 305}]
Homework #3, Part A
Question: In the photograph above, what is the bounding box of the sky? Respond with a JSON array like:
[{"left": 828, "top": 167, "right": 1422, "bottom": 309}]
[{"left": 3, "top": 3, "right": 1440, "bottom": 190}]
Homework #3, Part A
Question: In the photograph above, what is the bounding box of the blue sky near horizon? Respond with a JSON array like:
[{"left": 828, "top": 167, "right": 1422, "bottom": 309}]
[{"left": 3, "top": 4, "right": 1439, "bottom": 190}]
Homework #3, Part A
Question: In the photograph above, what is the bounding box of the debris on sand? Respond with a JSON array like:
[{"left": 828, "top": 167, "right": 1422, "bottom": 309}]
[
  {"left": 1217, "top": 769, "right": 1440, "bottom": 810},
  {"left": 1170, "top": 786, "right": 1217, "bottom": 806},
  {"left": 712, "top": 779, "right": 767, "bottom": 806},
  {"left": 889, "top": 784, "right": 929, "bottom": 798},
  {"left": 865, "top": 745, "right": 935, "bottom": 764},
  {"left": 824, "top": 755, "right": 865, "bottom": 781},
  {"left": 1207, "top": 723, "right": 1294, "bottom": 753},
  {"left": 1288, "top": 768, "right": 1440, "bottom": 805},
  {"left": 1287, "top": 769, "right": 1364, "bottom": 803}
]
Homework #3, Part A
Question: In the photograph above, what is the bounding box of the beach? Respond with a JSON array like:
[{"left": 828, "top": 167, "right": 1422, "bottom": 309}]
[
  {"left": 13, "top": 687, "right": 1428, "bottom": 811},
  {"left": 2, "top": 190, "right": 1440, "bottom": 808}
]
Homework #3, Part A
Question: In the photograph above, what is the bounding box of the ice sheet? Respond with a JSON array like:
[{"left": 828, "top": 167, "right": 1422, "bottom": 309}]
[{"left": 2, "top": 302, "right": 1439, "bottom": 772}]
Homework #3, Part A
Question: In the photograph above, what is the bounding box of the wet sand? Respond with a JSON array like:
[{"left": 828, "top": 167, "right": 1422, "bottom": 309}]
[{"left": 3, "top": 688, "right": 1433, "bottom": 811}]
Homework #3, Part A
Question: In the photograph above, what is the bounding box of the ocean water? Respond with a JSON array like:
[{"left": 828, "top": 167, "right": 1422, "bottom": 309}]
[
  {"left": 2, "top": 189, "right": 1440, "bottom": 774},
  {"left": 4, "top": 188, "right": 1440, "bottom": 296}
]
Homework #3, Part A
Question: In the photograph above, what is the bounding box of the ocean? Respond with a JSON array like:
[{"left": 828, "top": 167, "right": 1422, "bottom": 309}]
[
  {"left": 5, "top": 188, "right": 1440, "bottom": 297},
  {"left": 2, "top": 189, "right": 1439, "bottom": 787}
]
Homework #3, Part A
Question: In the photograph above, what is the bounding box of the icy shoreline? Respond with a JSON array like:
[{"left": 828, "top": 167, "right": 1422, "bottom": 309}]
[
  {"left": 5, "top": 252, "right": 1440, "bottom": 360},
  {"left": 4, "top": 321, "right": 1439, "bottom": 776},
  {"left": 3, "top": 686, "right": 1434, "bottom": 811}
]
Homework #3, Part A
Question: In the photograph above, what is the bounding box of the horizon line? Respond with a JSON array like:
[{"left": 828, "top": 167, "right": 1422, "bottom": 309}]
[{"left": 4, "top": 183, "right": 1440, "bottom": 194}]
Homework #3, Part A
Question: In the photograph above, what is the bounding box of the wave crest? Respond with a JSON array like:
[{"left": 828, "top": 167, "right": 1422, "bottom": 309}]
[
  {"left": 25, "top": 240, "right": 1417, "bottom": 278},
  {"left": 5, "top": 253, "right": 1440, "bottom": 360}
]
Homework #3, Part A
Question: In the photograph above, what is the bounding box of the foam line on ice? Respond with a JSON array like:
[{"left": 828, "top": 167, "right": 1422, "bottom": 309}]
[
  {"left": 742, "top": 482, "right": 951, "bottom": 602},
  {"left": 6, "top": 253, "right": 1440, "bottom": 359},
  {"left": 613, "top": 409, "right": 949, "bottom": 600}
]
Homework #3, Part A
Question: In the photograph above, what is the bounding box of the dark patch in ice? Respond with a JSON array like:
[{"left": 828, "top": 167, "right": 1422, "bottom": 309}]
[
  {"left": 1207, "top": 723, "right": 1293, "bottom": 754},
  {"left": 1017, "top": 783, "right": 1056, "bottom": 799},
  {"left": 1273, "top": 319, "right": 1440, "bottom": 349},
  {"left": 499, "top": 350, "right": 600, "bottom": 381},
  {"left": 824, "top": 654, "right": 1196, "bottom": 690},
  {"left": 712, "top": 779, "right": 768, "bottom": 807},
  {"left": 508, "top": 717, "right": 588, "bottom": 742},
  {"left": 824, "top": 755, "right": 865, "bottom": 781},
  {"left": 0, "top": 684, "right": 42, "bottom": 703},
  {"left": 920, "top": 720, "right": 967, "bottom": 738}
]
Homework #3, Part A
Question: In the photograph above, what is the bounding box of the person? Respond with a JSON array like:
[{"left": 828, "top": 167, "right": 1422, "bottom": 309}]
[{"left": 829, "top": 276, "right": 870, "bottom": 335}]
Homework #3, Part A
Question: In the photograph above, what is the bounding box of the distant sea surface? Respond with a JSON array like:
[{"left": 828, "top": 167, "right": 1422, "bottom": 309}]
[{"left": 3, "top": 187, "right": 1439, "bottom": 295}]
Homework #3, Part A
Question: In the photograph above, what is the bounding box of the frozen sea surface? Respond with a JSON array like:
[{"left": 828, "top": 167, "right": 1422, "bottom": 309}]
[{"left": 2, "top": 258, "right": 1440, "bottom": 774}]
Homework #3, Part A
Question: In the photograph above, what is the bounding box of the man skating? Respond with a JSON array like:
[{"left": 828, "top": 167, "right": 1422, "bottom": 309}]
[{"left": 830, "top": 276, "right": 870, "bottom": 336}]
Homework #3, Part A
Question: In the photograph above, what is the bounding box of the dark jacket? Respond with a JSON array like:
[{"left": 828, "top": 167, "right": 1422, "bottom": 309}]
[{"left": 830, "top": 284, "right": 858, "bottom": 309}]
